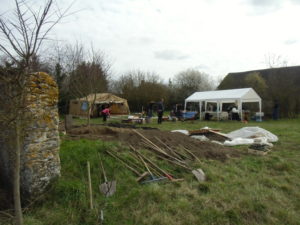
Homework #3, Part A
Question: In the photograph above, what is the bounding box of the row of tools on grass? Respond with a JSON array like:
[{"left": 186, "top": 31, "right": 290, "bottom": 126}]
[
  {"left": 86, "top": 157, "right": 116, "bottom": 223},
  {"left": 86, "top": 129, "right": 206, "bottom": 222},
  {"left": 106, "top": 129, "right": 206, "bottom": 184}
]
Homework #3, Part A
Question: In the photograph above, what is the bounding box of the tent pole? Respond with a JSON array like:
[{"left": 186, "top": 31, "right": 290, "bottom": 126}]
[
  {"left": 259, "top": 100, "right": 262, "bottom": 121},
  {"left": 220, "top": 102, "right": 223, "bottom": 119},
  {"left": 239, "top": 100, "right": 243, "bottom": 121},
  {"left": 199, "top": 101, "right": 202, "bottom": 121},
  {"left": 217, "top": 101, "right": 220, "bottom": 121},
  {"left": 184, "top": 101, "right": 187, "bottom": 111}
]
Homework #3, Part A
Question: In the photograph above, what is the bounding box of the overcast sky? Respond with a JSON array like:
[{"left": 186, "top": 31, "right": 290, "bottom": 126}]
[{"left": 1, "top": 0, "right": 300, "bottom": 81}]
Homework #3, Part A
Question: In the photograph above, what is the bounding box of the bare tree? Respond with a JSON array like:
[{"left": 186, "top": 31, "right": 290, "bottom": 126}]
[
  {"left": 171, "top": 69, "right": 214, "bottom": 104},
  {"left": 264, "top": 53, "right": 288, "bottom": 68},
  {"left": 0, "top": 1, "right": 70, "bottom": 224},
  {"left": 112, "top": 70, "right": 168, "bottom": 112},
  {"left": 66, "top": 45, "right": 110, "bottom": 125},
  {"left": 46, "top": 42, "right": 85, "bottom": 114}
]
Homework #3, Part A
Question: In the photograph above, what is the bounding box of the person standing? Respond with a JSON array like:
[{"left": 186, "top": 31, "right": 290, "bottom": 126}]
[
  {"left": 231, "top": 105, "right": 240, "bottom": 121},
  {"left": 157, "top": 99, "right": 164, "bottom": 124},
  {"left": 272, "top": 101, "right": 279, "bottom": 120},
  {"left": 101, "top": 105, "right": 110, "bottom": 122},
  {"left": 146, "top": 101, "right": 154, "bottom": 123}
]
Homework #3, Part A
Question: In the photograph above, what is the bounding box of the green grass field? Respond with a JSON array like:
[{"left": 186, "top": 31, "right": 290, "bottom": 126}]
[{"left": 3, "top": 118, "right": 300, "bottom": 225}]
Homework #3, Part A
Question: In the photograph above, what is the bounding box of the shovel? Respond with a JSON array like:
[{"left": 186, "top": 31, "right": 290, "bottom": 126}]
[
  {"left": 99, "top": 158, "right": 116, "bottom": 197},
  {"left": 137, "top": 153, "right": 167, "bottom": 184},
  {"left": 192, "top": 168, "right": 206, "bottom": 182}
]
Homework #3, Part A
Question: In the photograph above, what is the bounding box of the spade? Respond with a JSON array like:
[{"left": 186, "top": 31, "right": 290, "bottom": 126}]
[{"left": 99, "top": 158, "right": 116, "bottom": 197}]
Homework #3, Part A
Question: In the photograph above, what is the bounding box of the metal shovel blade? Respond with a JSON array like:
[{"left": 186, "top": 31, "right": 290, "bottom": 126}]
[
  {"left": 192, "top": 169, "right": 206, "bottom": 182},
  {"left": 99, "top": 181, "right": 116, "bottom": 197}
]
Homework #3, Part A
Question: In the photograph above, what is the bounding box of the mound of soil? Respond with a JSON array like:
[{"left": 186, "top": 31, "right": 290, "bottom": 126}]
[{"left": 68, "top": 125, "right": 241, "bottom": 161}]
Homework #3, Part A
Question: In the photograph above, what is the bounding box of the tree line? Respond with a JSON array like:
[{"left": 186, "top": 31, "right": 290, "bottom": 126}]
[
  {"left": 218, "top": 67, "right": 300, "bottom": 118},
  {"left": 1, "top": 44, "right": 216, "bottom": 114}
]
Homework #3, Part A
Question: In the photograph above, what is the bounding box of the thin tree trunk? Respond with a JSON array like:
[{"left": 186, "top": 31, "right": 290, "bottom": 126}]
[
  {"left": 87, "top": 111, "right": 91, "bottom": 127},
  {"left": 14, "top": 118, "right": 23, "bottom": 225}
]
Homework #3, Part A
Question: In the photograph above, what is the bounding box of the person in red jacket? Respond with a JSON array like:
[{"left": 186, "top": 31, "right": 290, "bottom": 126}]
[{"left": 101, "top": 105, "right": 110, "bottom": 122}]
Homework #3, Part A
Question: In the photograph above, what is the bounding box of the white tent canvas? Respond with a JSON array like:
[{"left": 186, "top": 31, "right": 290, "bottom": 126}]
[{"left": 185, "top": 88, "right": 262, "bottom": 120}]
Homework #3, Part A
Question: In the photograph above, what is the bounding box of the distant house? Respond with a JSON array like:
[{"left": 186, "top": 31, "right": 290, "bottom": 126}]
[
  {"left": 218, "top": 66, "right": 300, "bottom": 117},
  {"left": 69, "top": 93, "right": 130, "bottom": 117}
]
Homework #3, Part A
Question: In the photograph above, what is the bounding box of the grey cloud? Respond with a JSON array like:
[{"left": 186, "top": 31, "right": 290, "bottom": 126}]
[
  {"left": 154, "top": 49, "right": 189, "bottom": 60},
  {"left": 290, "top": 0, "right": 300, "bottom": 4},
  {"left": 245, "top": 0, "right": 300, "bottom": 15},
  {"left": 127, "top": 36, "right": 155, "bottom": 45},
  {"left": 194, "top": 64, "right": 210, "bottom": 70},
  {"left": 98, "top": 0, "right": 124, "bottom": 14},
  {"left": 243, "top": 0, "right": 283, "bottom": 15},
  {"left": 247, "top": 0, "right": 281, "bottom": 7},
  {"left": 284, "top": 39, "right": 298, "bottom": 45}
]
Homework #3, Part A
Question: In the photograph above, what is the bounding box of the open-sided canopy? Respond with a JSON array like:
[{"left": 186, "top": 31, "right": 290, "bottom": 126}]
[
  {"left": 185, "top": 88, "right": 261, "bottom": 103},
  {"left": 185, "top": 88, "right": 262, "bottom": 120}
]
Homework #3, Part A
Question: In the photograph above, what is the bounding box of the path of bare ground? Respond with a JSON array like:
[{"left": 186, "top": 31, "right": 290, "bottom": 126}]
[{"left": 67, "top": 125, "right": 242, "bottom": 161}]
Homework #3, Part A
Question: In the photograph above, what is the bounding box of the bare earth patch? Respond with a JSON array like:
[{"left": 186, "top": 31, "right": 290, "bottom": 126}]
[{"left": 67, "top": 125, "right": 242, "bottom": 161}]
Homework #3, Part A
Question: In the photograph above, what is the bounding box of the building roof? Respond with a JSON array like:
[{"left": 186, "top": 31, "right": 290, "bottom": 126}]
[{"left": 185, "top": 88, "right": 261, "bottom": 103}]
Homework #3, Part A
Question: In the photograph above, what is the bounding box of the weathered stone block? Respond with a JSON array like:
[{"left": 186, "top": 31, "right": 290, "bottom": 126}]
[{"left": 0, "top": 72, "right": 60, "bottom": 200}]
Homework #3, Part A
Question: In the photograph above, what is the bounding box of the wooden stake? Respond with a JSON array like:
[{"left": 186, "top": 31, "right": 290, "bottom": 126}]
[
  {"left": 128, "top": 146, "right": 162, "bottom": 176},
  {"left": 130, "top": 145, "right": 172, "bottom": 179},
  {"left": 154, "top": 136, "right": 192, "bottom": 160},
  {"left": 133, "top": 129, "right": 168, "bottom": 154},
  {"left": 155, "top": 154, "right": 191, "bottom": 170},
  {"left": 180, "top": 145, "right": 202, "bottom": 164},
  {"left": 87, "top": 161, "right": 93, "bottom": 210},
  {"left": 140, "top": 138, "right": 187, "bottom": 165},
  {"left": 106, "top": 150, "right": 141, "bottom": 176}
]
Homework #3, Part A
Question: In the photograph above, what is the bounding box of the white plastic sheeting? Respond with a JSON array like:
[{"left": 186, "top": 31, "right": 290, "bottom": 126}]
[
  {"left": 191, "top": 135, "right": 210, "bottom": 141},
  {"left": 171, "top": 130, "right": 189, "bottom": 135},
  {"left": 171, "top": 126, "right": 278, "bottom": 147},
  {"left": 226, "top": 127, "right": 278, "bottom": 143},
  {"left": 224, "top": 137, "right": 274, "bottom": 147}
]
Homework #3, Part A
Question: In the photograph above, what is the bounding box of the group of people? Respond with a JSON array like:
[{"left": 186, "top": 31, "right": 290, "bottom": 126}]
[
  {"left": 204, "top": 104, "right": 240, "bottom": 121},
  {"left": 99, "top": 99, "right": 166, "bottom": 124},
  {"left": 100, "top": 101, "right": 280, "bottom": 123}
]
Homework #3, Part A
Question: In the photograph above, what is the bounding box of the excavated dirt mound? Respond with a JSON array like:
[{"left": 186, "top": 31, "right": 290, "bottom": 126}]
[{"left": 68, "top": 125, "right": 242, "bottom": 161}]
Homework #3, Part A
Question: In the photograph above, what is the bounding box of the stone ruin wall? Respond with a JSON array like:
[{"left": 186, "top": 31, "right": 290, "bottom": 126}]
[{"left": 0, "top": 72, "right": 60, "bottom": 199}]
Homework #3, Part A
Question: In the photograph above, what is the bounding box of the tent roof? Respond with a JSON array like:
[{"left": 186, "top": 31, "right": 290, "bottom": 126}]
[
  {"left": 77, "top": 93, "right": 127, "bottom": 104},
  {"left": 185, "top": 88, "right": 261, "bottom": 103}
]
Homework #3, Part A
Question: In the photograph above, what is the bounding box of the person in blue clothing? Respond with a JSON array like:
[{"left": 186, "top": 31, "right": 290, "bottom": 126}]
[{"left": 157, "top": 99, "right": 164, "bottom": 124}]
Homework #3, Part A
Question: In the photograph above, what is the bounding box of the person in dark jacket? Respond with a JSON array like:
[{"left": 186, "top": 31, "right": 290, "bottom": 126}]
[
  {"left": 147, "top": 101, "right": 154, "bottom": 118},
  {"left": 272, "top": 101, "right": 279, "bottom": 120},
  {"left": 157, "top": 99, "right": 164, "bottom": 124}
]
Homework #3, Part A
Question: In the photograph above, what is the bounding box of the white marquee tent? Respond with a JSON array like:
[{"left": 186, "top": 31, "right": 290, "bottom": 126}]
[{"left": 184, "top": 88, "right": 262, "bottom": 120}]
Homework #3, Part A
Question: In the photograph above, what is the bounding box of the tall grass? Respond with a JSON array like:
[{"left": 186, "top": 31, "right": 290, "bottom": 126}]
[{"left": 2, "top": 118, "right": 299, "bottom": 225}]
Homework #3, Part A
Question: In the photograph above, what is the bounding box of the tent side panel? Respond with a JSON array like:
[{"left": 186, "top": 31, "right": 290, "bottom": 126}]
[
  {"left": 69, "top": 101, "right": 89, "bottom": 117},
  {"left": 110, "top": 102, "right": 130, "bottom": 114}
]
